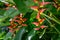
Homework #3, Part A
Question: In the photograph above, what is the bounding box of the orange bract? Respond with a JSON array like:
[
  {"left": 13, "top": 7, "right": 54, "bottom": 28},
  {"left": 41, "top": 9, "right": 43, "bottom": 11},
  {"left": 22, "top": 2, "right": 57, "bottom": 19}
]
[
  {"left": 22, "top": 24, "right": 27, "bottom": 26},
  {"left": 32, "top": 22, "right": 39, "bottom": 26},
  {"left": 34, "top": 28, "right": 40, "bottom": 30},
  {"left": 8, "top": 14, "right": 27, "bottom": 32},
  {"left": 40, "top": 25, "right": 47, "bottom": 29},
  {"left": 36, "top": 12, "right": 40, "bottom": 19},
  {"left": 39, "top": 2, "right": 51, "bottom": 7},
  {"left": 31, "top": 6, "right": 38, "bottom": 11},
  {"left": 39, "top": 9, "right": 46, "bottom": 14},
  {"left": 39, "top": 18, "right": 45, "bottom": 24}
]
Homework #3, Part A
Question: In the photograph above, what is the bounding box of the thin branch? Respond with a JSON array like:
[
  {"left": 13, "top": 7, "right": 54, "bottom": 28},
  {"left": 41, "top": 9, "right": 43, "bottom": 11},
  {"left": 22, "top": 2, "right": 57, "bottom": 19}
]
[{"left": 45, "top": 17, "right": 60, "bottom": 34}]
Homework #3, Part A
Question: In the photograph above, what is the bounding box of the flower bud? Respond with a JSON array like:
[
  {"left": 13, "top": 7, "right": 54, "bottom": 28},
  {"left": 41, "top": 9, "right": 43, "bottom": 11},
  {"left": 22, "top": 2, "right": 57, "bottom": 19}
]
[{"left": 39, "top": 2, "right": 51, "bottom": 7}]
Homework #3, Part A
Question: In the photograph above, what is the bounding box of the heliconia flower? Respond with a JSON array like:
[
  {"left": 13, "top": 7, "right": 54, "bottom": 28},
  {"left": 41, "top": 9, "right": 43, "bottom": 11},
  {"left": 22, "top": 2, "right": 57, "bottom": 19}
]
[
  {"left": 39, "top": 2, "right": 51, "bottom": 7},
  {"left": 31, "top": 6, "right": 38, "bottom": 11},
  {"left": 40, "top": 25, "right": 47, "bottom": 29},
  {"left": 33, "top": 0, "right": 38, "bottom": 3},
  {"left": 22, "top": 24, "right": 27, "bottom": 26},
  {"left": 32, "top": 22, "right": 39, "bottom": 26},
  {"left": 39, "top": 9, "right": 46, "bottom": 14},
  {"left": 39, "top": 18, "right": 45, "bottom": 24},
  {"left": 34, "top": 28, "right": 40, "bottom": 30},
  {"left": 36, "top": 12, "right": 40, "bottom": 19}
]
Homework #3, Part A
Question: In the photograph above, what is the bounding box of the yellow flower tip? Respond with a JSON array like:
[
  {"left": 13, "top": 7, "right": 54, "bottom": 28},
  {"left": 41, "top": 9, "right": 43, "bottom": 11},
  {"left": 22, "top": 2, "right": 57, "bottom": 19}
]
[
  {"left": 40, "top": 22, "right": 43, "bottom": 24},
  {"left": 39, "top": 9, "right": 46, "bottom": 14},
  {"left": 40, "top": 13, "right": 43, "bottom": 14},
  {"left": 34, "top": 9, "right": 38, "bottom": 12},
  {"left": 38, "top": 19, "right": 41, "bottom": 21},
  {"left": 33, "top": 0, "right": 38, "bottom": 3},
  {"left": 39, "top": 18, "right": 45, "bottom": 24},
  {"left": 9, "top": 4, "right": 12, "bottom": 6},
  {"left": 35, "top": 1, "right": 38, "bottom": 3},
  {"left": 40, "top": 5, "right": 44, "bottom": 8}
]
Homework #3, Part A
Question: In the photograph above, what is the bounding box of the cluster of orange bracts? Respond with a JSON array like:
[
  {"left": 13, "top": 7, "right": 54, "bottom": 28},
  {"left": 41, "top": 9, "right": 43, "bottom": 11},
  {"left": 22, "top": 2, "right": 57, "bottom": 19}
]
[
  {"left": 31, "top": 0, "right": 49, "bottom": 30},
  {"left": 8, "top": 14, "right": 27, "bottom": 32}
]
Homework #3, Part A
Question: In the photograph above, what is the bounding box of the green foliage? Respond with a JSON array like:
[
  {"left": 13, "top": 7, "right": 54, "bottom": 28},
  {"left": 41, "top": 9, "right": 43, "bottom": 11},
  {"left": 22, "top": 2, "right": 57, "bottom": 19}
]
[
  {"left": 14, "top": 27, "right": 27, "bottom": 40},
  {"left": 0, "top": 0, "right": 60, "bottom": 40}
]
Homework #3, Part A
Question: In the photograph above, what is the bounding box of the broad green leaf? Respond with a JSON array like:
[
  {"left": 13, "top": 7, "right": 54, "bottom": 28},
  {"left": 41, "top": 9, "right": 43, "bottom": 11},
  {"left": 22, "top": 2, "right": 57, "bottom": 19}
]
[
  {"left": 0, "top": 16, "right": 7, "bottom": 22},
  {"left": 4, "top": 32, "right": 13, "bottom": 40},
  {"left": 0, "top": 31, "right": 5, "bottom": 38},
  {"left": 6, "top": 0, "right": 14, "bottom": 4},
  {"left": 14, "top": 27, "right": 27, "bottom": 40},
  {"left": 0, "top": 22, "right": 10, "bottom": 26},
  {"left": 4, "top": 7, "right": 16, "bottom": 16},
  {"left": 0, "top": 9, "right": 5, "bottom": 15},
  {"left": 25, "top": 0, "right": 35, "bottom": 6},
  {"left": 0, "top": 7, "right": 18, "bottom": 22},
  {"left": 26, "top": 29, "right": 37, "bottom": 40},
  {"left": 9, "top": 10, "right": 20, "bottom": 18},
  {"left": 13, "top": 0, "right": 29, "bottom": 13}
]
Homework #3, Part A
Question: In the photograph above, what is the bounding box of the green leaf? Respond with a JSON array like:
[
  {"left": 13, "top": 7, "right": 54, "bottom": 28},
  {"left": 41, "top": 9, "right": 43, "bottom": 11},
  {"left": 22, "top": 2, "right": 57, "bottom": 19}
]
[
  {"left": 4, "top": 7, "right": 16, "bottom": 16},
  {"left": 14, "top": 27, "right": 27, "bottom": 40},
  {"left": 39, "top": 29, "right": 46, "bottom": 39},
  {"left": 30, "top": 11, "right": 37, "bottom": 22},
  {"left": 13, "top": 0, "right": 29, "bottom": 13},
  {"left": 9, "top": 10, "right": 20, "bottom": 18},
  {"left": 0, "top": 16, "right": 7, "bottom": 22},
  {"left": 0, "top": 7, "right": 18, "bottom": 22},
  {"left": 4, "top": 32, "right": 13, "bottom": 40},
  {"left": 0, "top": 9, "right": 5, "bottom": 15},
  {"left": 0, "top": 31, "right": 5, "bottom": 38},
  {"left": 0, "top": 22, "right": 10, "bottom": 26},
  {"left": 26, "top": 29, "right": 37, "bottom": 40},
  {"left": 25, "top": 0, "right": 35, "bottom": 6}
]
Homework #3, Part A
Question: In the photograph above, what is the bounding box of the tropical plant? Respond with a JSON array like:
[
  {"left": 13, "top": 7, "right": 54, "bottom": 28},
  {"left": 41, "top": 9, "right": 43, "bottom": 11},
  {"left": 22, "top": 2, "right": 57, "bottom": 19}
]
[{"left": 0, "top": 0, "right": 60, "bottom": 40}]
